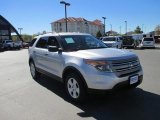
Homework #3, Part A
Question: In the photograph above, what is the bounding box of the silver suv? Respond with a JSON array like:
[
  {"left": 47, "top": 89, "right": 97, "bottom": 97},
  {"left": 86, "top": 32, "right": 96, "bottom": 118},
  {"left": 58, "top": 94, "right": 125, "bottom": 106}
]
[{"left": 28, "top": 33, "right": 143, "bottom": 102}]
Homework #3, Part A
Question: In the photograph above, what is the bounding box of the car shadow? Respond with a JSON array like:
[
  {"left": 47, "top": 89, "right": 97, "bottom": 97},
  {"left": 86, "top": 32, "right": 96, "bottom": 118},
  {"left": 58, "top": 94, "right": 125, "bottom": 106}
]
[{"left": 35, "top": 75, "right": 160, "bottom": 120}]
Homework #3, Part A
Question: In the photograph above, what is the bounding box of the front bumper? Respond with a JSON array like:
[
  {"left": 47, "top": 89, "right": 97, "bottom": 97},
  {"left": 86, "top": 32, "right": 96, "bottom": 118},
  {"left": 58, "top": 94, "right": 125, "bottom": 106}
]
[
  {"left": 140, "top": 45, "right": 155, "bottom": 48},
  {"left": 83, "top": 68, "right": 143, "bottom": 90},
  {"left": 88, "top": 75, "right": 143, "bottom": 93}
]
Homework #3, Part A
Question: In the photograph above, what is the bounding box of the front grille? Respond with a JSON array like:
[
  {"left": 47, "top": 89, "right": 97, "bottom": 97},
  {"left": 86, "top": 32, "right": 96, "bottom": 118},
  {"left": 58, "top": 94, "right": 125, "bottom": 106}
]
[
  {"left": 111, "top": 57, "right": 141, "bottom": 77},
  {"left": 106, "top": 44, "right": 112, "bottom": 47}
]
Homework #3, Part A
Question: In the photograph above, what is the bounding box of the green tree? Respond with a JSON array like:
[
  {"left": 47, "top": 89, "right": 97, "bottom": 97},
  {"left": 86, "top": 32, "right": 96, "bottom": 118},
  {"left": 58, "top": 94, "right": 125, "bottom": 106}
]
[
  {"left": 134, "top": 26, "right": 143, "bottom": 34},
  {"left": 11, "top": 35, "right": 19, "bottom": 41},
  {"left": 21, "top": 34, "right": 32, "bottom": 42},
  {"left": 96, "top": 31, "right": 102, "bottom": 37},
  {"left": 155, "top": 25, "right": 160, "bottom": 35},
  {"left": 32, "top": 34, "right": 38, "bottom": 39}
]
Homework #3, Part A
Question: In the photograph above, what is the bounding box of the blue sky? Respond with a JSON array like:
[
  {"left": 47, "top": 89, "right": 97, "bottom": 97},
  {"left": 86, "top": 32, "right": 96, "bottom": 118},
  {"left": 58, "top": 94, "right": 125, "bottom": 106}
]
[{"left": 0, "top": 0, "right": 160, "bottom": 35}]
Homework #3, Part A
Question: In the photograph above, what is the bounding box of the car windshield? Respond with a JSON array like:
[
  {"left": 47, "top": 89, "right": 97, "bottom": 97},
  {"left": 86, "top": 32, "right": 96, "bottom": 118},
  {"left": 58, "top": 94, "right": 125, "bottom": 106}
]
[
  {"left": 60, "top": 35, "right": 107, "bottom": 51},
  {"left": 103, "top": 37, "right": 116, "bottom": 41},
  {"left": 6, "top": 40, "right": 12, "bottom": 43},
  {"left": 143, "top": 38, "right": 154, "bottom": 41}
]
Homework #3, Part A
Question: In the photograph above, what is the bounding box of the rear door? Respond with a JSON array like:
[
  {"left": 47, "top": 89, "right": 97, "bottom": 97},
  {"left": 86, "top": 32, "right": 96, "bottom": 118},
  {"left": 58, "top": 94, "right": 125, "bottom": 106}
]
[{"left": 33, "top": 37, "right": 49, "bottom": 71}]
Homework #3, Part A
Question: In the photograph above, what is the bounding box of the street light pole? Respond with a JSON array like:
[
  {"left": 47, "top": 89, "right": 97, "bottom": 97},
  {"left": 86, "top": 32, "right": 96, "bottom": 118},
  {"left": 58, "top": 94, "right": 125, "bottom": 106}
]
[
  {"left": 142, "top": 24, "right": 144, "bottom": 33},
  {"left": 110, "top": 24, "right": 112, "bottom": 31},
  {"left": 102, "top": 17, "right": 106, "bottom": 36},
  {"left": 60, "top": 1, "right": 70, "bottom": 32},
  {"left": 125, "top": 21, "right": 127, "bottom": 35},
  {"left": 18, "top": 28, "right": 23, "bottom": 35}
]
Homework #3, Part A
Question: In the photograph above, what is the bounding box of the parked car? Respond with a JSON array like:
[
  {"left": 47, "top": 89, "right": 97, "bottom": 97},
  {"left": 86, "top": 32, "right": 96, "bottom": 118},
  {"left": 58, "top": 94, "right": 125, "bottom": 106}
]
[
  {"left": 15, "top": 40, "right": 23, "bottom": 48},
  {"left": 2, "top": 40, "right": 21, "bottom": 50},
  {"left": 28, "top": 33, "right": 143, "bottom": 102},
  {"left": 140, "top": 37, "right": 155, "bottom": 48},
  {"left": 22, "top": 42, "right": 30, "bottom": 48},
  {"left": 154, "top": 35, "right": 160, "bottom": 43},
  {"left": 122, "top": 36, "right": 139, "bottom": 48},
  {"left": 101, "top": 36, "right": 122, "bottom": 48}
]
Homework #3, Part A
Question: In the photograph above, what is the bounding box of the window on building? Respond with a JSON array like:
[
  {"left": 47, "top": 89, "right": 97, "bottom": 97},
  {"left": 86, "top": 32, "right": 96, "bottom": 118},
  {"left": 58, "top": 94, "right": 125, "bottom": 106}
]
[
  {"left": 0, "top": 30, "right": 9, "bottom": 35},
  {"left": 77, "top": 27, "right": 80, "bottom": 31}
]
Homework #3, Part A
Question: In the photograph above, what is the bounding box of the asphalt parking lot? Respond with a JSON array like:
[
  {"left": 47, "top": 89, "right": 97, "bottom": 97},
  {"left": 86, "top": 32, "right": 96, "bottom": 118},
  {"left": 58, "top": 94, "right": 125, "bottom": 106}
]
[{"left": 0, "top": 46, "right": 160, "bottom": 120}]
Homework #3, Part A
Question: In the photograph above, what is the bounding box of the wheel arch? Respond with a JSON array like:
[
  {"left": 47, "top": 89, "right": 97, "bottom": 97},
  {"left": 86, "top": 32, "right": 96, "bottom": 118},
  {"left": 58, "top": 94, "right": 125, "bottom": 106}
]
[
  {"left": 29, "top": 57, "right": 34, "bottom": 65},
  {"left": 62, "top": 66, "right": 88, "bottom": 89}
]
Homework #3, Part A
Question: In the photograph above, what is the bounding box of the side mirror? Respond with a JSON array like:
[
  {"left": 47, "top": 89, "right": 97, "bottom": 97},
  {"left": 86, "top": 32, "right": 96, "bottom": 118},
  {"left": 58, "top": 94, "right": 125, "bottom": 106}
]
[{"left": 48, "top": 46, "right": 59, "bottom": 52}]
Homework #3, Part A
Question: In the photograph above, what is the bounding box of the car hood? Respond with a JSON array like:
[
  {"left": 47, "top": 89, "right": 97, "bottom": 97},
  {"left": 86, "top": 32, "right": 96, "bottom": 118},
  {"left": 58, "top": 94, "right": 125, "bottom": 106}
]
[{"left": 66, "top": 48, "right": 136, "bottom": 60}]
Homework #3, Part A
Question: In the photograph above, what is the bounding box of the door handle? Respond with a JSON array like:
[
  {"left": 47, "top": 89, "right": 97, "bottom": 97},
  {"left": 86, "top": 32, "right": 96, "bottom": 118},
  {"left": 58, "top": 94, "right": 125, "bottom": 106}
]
[{"left": 44, "top": 53, "right": 48, "bottom": 56}]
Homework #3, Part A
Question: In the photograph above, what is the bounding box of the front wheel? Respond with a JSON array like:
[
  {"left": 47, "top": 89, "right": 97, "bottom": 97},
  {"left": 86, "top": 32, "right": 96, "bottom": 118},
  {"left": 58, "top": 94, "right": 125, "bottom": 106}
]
[
  {"left": 29, "top": 61, "right": 41, "bottom": 80},
  {"left": 65, "top": 73, "right": 87, "bottom": 102}
]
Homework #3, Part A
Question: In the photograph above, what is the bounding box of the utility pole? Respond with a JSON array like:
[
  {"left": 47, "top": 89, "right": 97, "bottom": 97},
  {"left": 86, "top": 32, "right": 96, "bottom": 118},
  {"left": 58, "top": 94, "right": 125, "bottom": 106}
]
[
  {"left": 120, "top": 26, "right": 121, "bottom": 35},
  {"left": 102, "top": 17, "right": 106, "bottom": 36},
  {"left": 60, "top": 1, "right": 70, "bottom": 32},
  {"left": 124, "top": 21, "right": 127, "bottom": 35},
  {"left": 18, "top": 28, "right": 23, "bottom": 35}
]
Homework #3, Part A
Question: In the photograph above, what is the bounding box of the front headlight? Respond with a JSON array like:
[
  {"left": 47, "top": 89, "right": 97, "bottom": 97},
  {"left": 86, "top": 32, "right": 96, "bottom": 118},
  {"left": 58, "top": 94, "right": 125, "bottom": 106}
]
[{"left": 84, "top": 59, "right": 112, "bottom": 72}]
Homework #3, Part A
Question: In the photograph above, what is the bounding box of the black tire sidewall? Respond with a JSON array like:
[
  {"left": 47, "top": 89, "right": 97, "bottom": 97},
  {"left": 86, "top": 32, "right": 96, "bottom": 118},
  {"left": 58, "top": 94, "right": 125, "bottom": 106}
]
[
  {"left": 29, "top": 61, "right": 40, "bottom": 80},
  {"left": 65, "top": 73, "right": 86, "bottom": 102}
]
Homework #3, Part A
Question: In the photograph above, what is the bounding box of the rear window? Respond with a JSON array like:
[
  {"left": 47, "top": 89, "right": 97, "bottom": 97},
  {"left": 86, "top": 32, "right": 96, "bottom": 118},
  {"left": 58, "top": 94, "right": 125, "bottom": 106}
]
[
  {"left": 143, "top": 38, "right": 154, "bottom": 41},
  {"left": 103, "top": 37, "right": 116, "bottom": 41}
]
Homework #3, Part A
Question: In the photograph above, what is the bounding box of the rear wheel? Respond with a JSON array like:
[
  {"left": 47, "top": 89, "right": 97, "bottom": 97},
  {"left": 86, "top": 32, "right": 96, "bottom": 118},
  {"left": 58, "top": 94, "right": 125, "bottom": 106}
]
[
  {"left": 29, "top": 61, "right": 41, "bottom": 80},
  {"left": 65, "top": 73, "right": 87, "bottom": 102}
]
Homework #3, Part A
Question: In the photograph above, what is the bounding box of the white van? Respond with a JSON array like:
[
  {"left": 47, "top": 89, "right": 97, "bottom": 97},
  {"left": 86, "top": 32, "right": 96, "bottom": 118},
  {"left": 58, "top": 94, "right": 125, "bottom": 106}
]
[
  {"left": 102, "top": 36, "right": 122, "bottom": 48},
  {"left": 140, "top": 37, "right": 155, "bottom": 48}
]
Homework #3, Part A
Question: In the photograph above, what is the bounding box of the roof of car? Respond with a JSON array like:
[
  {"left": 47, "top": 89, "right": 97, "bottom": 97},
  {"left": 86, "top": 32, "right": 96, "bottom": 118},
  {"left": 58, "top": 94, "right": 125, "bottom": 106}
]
[
  {"left": 36, "top": 32, "right": 91, "bottom": 38},
  {"left": 103, "top": 36, "right": 121, "bottom": 38}
]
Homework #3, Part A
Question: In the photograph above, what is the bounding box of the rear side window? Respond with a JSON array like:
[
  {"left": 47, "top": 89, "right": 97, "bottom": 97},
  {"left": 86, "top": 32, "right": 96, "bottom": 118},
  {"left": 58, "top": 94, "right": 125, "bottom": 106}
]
[
  {"left": 30, "top": 38, "right": 37, "bottom": 47},
  {"left": 36, "top": 37, "right": 48, "bottom": 49},
  {"left": 48, "top": 37, "right": 59, "bottom": 47}
]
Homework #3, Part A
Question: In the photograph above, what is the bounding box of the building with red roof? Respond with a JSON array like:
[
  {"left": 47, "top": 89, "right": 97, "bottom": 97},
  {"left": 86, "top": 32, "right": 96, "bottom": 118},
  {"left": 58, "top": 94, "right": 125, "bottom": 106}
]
[{"left": 51, "top": 17, "right": 104, "bottom": 36}]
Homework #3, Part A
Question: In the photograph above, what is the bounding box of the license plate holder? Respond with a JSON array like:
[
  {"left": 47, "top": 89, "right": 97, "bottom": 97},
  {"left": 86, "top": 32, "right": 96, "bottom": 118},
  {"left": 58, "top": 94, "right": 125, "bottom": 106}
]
[{"left": 130, "top": 75, "right": 138, "bottom": 85}]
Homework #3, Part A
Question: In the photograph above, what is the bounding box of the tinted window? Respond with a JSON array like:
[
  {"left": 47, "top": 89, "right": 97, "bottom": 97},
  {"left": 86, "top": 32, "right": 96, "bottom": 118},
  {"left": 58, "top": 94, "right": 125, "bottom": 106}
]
[
  {"left": 36, "top": 37, "right": 48, "bottom": 49},
  {"left": 103, "top": 37, "right": 116, "bottom": 41},
  {"left": 143, "top": 38, "right": 154, "bottom": 41},
  {"left": 119, "top": 37, "right": 123, "bottom": 40},
  {"left": 48, "top": 37, "right": 59, "bottom": 47},
  {"left": 6, "top": 40, "right": 12, "bottom": 43},
  {"left": 60, "top": 35, "right": 107, "bottom": 51}
]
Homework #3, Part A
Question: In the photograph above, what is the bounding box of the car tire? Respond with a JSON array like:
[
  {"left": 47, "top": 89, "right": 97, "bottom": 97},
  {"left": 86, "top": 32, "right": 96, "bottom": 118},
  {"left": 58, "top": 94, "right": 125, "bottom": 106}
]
[
  {"left": 7, "top": 46, "right": 11, "bottom": 50},
  {"left": 65, "top": 73, "right": 87, "bottom": 102},
  {"left": 29, "top": 61, "right": 41, "bottom": 80}
]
